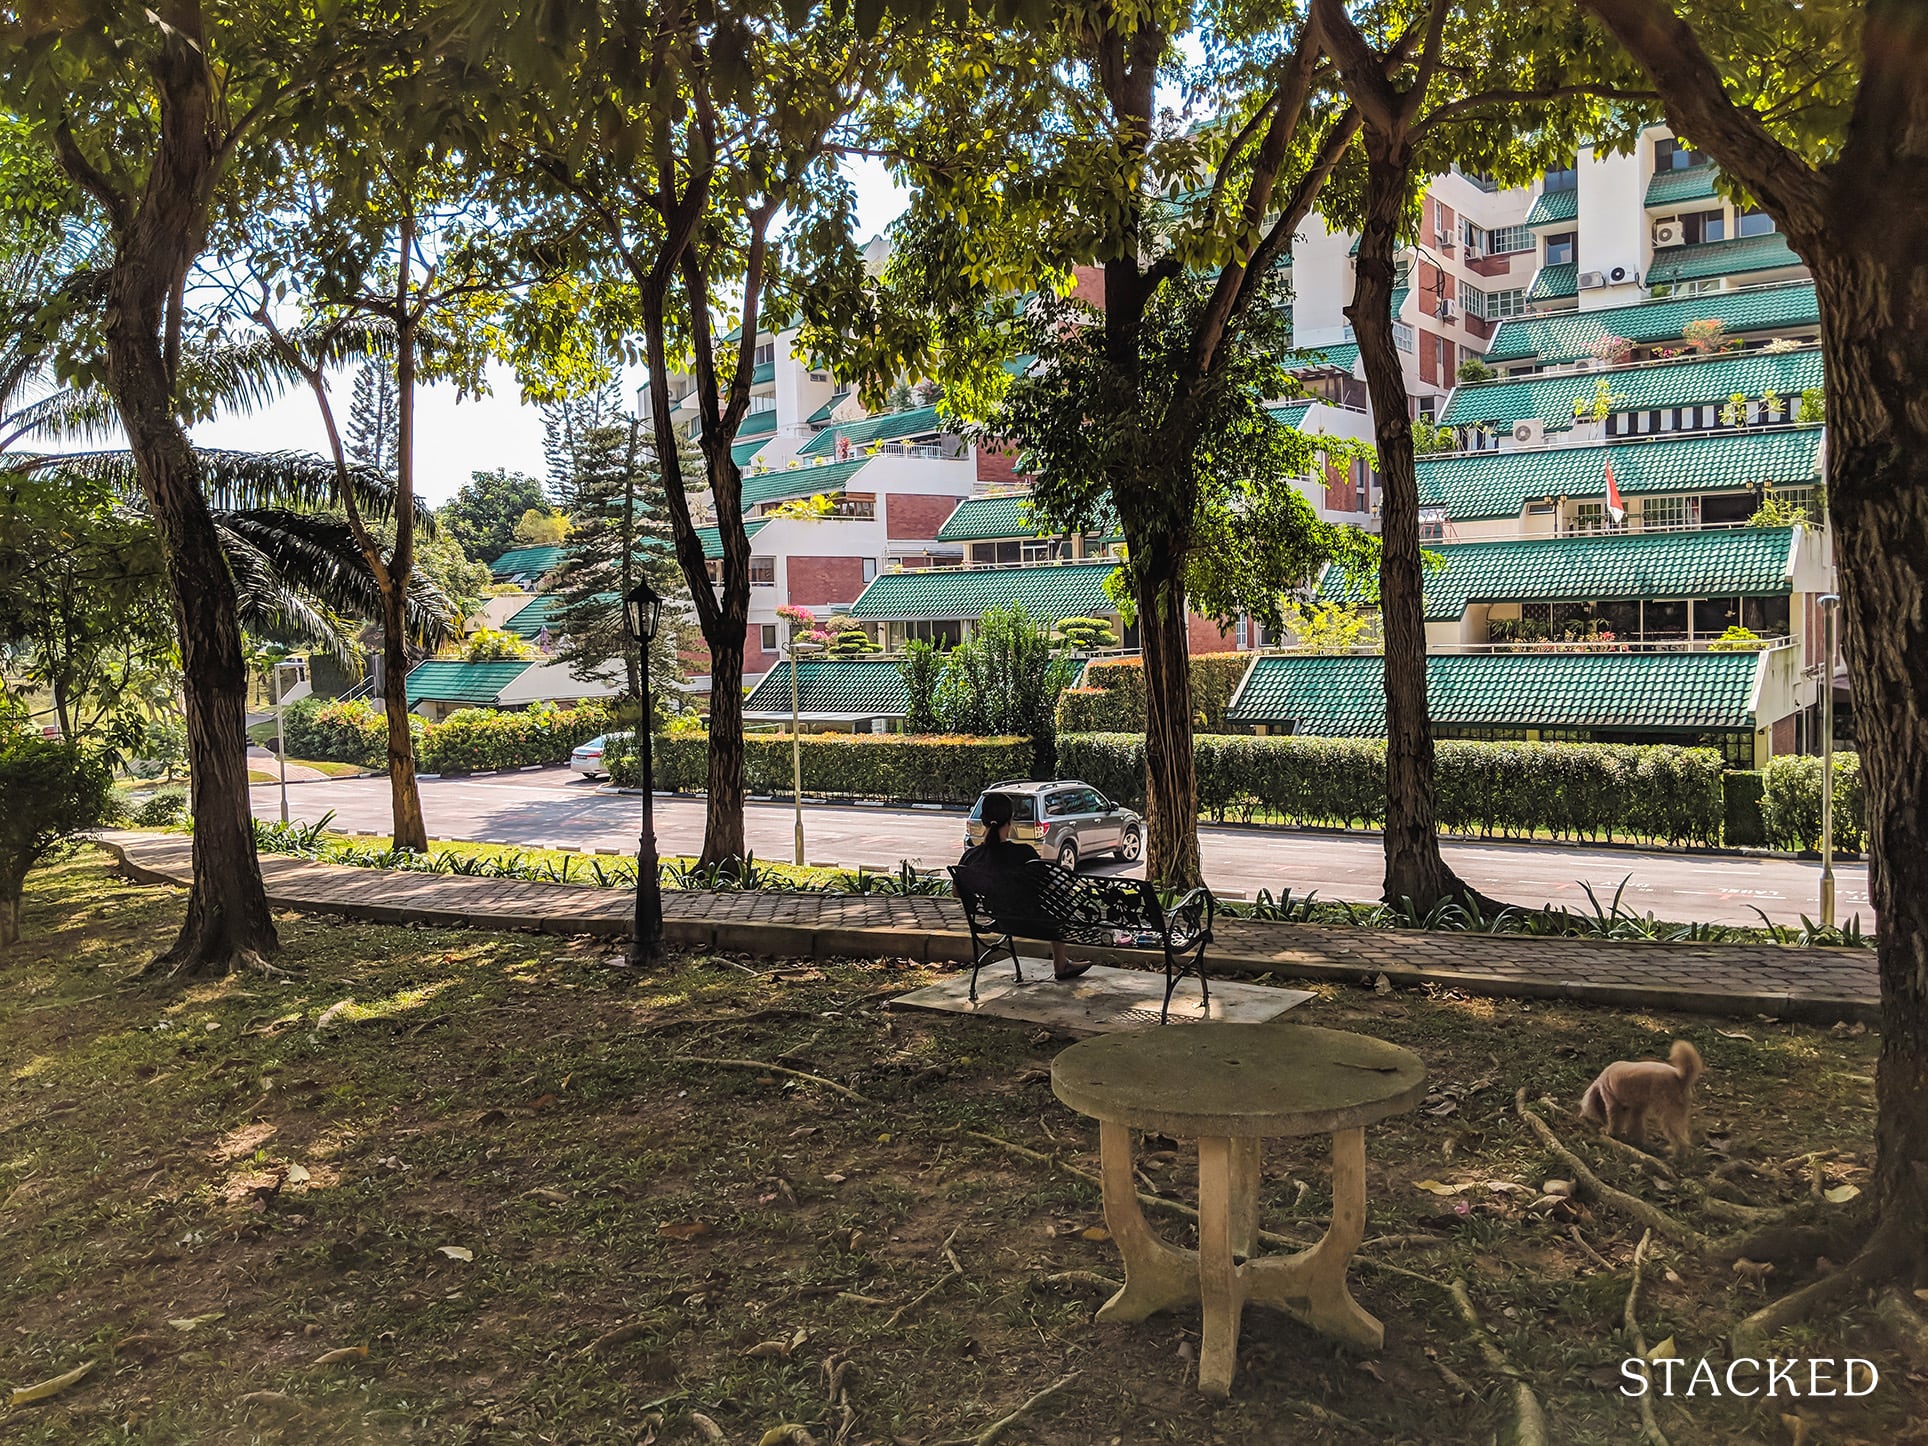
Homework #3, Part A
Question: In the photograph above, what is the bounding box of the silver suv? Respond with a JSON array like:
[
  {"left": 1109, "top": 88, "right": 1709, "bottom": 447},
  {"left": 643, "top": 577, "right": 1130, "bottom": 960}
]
[{"left": 963, "top": 779, "right": 1144, "bottom": 873}]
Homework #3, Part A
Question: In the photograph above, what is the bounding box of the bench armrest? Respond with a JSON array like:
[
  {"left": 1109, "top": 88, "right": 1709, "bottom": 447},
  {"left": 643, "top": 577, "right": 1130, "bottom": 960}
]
[{"left": 1165, "top": 885, "right": 1216, "bottom": 947}]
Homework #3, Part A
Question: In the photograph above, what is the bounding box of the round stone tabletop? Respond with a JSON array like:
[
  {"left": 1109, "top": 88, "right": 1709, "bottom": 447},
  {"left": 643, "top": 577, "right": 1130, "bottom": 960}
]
[{"left": 1052, "top": 1023, "right": 1427, "bottom": 1138}]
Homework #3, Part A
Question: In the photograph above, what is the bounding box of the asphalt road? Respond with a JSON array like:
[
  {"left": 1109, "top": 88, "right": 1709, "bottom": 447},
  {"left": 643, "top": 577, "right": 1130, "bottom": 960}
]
[{"left": 248, "top": 767, "right": 1872, "bottom": 928}]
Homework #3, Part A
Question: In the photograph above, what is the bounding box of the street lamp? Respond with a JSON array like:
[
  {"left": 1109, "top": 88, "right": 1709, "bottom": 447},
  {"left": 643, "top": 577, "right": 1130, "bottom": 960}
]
[
  {"left": 624, "top": 578, "right": 665, "bottom": 967},
  {"left": 1818, "top": 593, "right": 1840, "bottom": 927},
  {"left": 787, "top": 635, "right": 825, "bottom": 866},
  {"left": 270, "top": 656, "right": 311, "bottom": 825}
]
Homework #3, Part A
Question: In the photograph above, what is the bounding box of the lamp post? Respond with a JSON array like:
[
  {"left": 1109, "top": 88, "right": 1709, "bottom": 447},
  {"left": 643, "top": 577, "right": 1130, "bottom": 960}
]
[
  {"left": 624, "top": 579, "right": 665, "bottom": 967},
  {"left": 1818, "top": 593, "right": 1840, "bottom": 927},
  {"left": 787, "top": 636, "right": 825, "bottom": 866},
  {"left": 270, "top": 656, "right": 311, "bottom": 825}
]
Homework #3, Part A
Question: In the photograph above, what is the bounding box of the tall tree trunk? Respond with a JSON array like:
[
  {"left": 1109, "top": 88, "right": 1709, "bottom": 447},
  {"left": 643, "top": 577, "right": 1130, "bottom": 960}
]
[
  {"left": 702, "top": 617, "right": 748, "bottom": 866},
  {"left": 1136, "top": 552, "right": 1201, "bottom": 885},
  {"left": 1348, "top": 145, "right": 1484, "bottom": 912},
  {"left": 383, "top": 240, "right": 428, "bottom": 853}
]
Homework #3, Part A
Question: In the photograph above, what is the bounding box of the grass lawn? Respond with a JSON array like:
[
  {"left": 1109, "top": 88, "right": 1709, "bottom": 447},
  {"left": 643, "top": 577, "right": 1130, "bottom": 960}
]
[{"left": 0, "top": 854, "right": 1913, "bottom": 1443}]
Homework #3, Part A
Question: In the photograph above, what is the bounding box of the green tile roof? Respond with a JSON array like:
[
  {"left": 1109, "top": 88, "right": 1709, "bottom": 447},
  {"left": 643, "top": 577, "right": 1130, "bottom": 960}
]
[
  {"left": 848, "top": 560, "right": 1118, "bottom": 621},
  {"left": 743, "top": 659, "right": 909, "bottom": 719},
  {"left": 937, "top": 492, "right": 1044, "bottom": 542},
  {"left": 488, "top": 544, "right": 565, "bottom": 581},
  {"left": 740, "top": 457, "right": 874, "bottom": 509},
  {"left": 731, "top": 435, "right": 769, "bottom": 466},
  {"left": 1389, "top": 286, "right": 1410, "bottom": 318},
  {"left": 800, "top": 403, "right": 947, "bottom": 458},
  {"left": 504, "top": 593, "right": 567, "bottom": 639},
  {"left": 1226, "top": 651, "right": 1765, "bottom": 734},
  {"left": 1648, "top": 232, "right": 1804, "bottom": 285},
  {"left": 404, "top": 660, "right": 533, "bottom": 707},
  {"left": 1525, "top": 187, "right": 1579, "bottom": 227},
  {"left": 1528, "top": 262, "right": 1578, "bottom": 301},
  {"left": 1484, "top": 282, "right": 1819, "bottom": 365},
  {"left": 1416, "top": 427, "right": 1823, "bottom": 520},
  {"left": 1284, "top": 340, "right": 1359, "bottom": 374},
  {"left": 1645, "top": 164, "right": 1722, "bottom": 208},
  {"left": 1323, "top": 526, "right": 1797, "bottom": 620},
  {"left": 739, "top": 409, "right": 779, "bottom": 438},
  {"left": 1268, "top": 399, "right": 1316, "bottom": 429},
  {"left": 1439, "top": 347, "right": 1826, "bottom": 430},
  {"left": 695, "top": 518, "right": 770, "bottom": 559},
  {"left": 751, "top": 360, "right": 776, "bottom": 384},
  {"left": 807, "top": 391, "right": 851, "bottom": 425}
]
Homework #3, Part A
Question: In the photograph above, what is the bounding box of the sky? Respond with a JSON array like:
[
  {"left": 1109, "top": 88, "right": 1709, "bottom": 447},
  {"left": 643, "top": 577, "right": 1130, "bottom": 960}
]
[{"left": 191, "top": 159, "right": 909, "bottom": 508}]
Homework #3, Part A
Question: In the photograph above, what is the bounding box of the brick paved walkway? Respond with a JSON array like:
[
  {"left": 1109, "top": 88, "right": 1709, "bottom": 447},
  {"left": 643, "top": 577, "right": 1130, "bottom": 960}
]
[{"left": 98, "top": 832, "right": 1878, "bottom": 1023}]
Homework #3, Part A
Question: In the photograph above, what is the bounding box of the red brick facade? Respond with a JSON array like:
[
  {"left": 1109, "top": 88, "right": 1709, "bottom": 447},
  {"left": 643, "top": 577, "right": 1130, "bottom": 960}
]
[
  {"left": 1771, "top": 715, "right": 1795, "bottom": 759},
  {"left": 1187, "top": 613, "right": 1241, "bottom": 654},
  {"left": 885, "top": 492, "right": 963, "bottom": 540},
  {"left": 744, "top": 625, "right": 779, "bottom": 677},
  {"left": 1323, "top": 460, "right": 1353, "bottom": 514},
  {"left": 975, "top": 443, "right": 1028, "bottom": 486},
  {"left": 785, "top": 555, "right": 869, "bottom": 607},
  {"left": 1069, "top": 264, "right": 1106, "bottom": 309}
]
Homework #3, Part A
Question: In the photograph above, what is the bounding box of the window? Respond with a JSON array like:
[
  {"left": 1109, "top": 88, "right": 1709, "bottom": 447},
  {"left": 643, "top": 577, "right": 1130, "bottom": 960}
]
[
  {"left": 1454, "top": 165, "right": 1500, "bottom": 192},
  {"left": 1458, "top": 279, "right": 1488, "bottom": 317},
  {"left": 1487, "top": 288, "right": 1527, "bottom": 319},
  {"left": 750, "top": 556, "right": 776, "bottom": 586},
  {"left": 1419, "top": 506, "right": 1447, "bottom": 541},
  {"left": 1392, "top": 320, "right": 1416, "bottom": 353},
  {"left": 1654, "top": 137, "right": 1710, "bottom": 171},
  {"left": 1680, "top": 208, "right": 1726, "bottom": 245},
  {"left": 1044, "top": 790, "right": 1079, "bottom": 817},
  {"left": 1488, "top": 224, "right": 1534, "bottom": 255},
  {"left": 1640, "top": 495, "right": 1689, "bottom": 530},
  {"left": 1543, "top": 161, "right": 1579, "bottom": 192},
  {"left": 862, "top": 557, "right": 878, "bottom": 583},
  {"left": 1738, "top": 207, "right": 1777, "bottom": 238},
  {"left": 760, "top": 624, "right": 778, "bottom": 651},
  {"left": 1393, "top": 257, "right": 1415, "bottom": 288},
  {"left": 1460, "top": 219, "right": 1488, "bottom": 255},
  {"left": 1573, "top": 501, "right": 1607, "bottom": 532},
  {"left": 1545, "top": 232, "right": 1577, "bottom": 266},
  {"left": 753, "top": 340, "right": 777, "bottom": 366}
]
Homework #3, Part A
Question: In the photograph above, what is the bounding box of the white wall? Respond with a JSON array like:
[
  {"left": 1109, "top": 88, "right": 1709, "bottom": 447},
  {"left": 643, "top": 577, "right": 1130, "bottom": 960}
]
[
  {"left": 1577, "top": 136, "right": 1651, "bottom": 310},
  {"left": 1288, "top": 217, "right": 1358, "bottom": 344}
]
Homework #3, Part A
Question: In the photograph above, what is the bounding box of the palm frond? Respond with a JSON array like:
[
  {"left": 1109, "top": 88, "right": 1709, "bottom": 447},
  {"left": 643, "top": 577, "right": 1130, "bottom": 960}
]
[
  {"left": 38, "top": 446, "right": 436, "bottom": 532},
  {"left": 0, "top": 385, "right": 121, "bottom": 450},
  {"left": 217, "top": 508, "right": 459, "bottom": 649},
  {"left": 180, "top": 317, "right": 394, "bottom": 420},
  {"left": 217, "top": 520, "right": 366, "bottom": 667}
]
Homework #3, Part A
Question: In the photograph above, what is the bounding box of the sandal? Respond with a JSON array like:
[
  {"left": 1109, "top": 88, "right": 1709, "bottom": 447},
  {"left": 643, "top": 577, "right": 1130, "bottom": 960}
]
[{"left": 1054, "top": 962, "right": 1094, "bottom": 981}]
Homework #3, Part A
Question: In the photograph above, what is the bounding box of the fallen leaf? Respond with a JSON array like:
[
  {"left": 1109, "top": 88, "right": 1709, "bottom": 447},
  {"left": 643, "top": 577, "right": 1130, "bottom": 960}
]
[
  {"left": 758, "top": 1427, "right": 817, "bottom": 1446},
  {"left": 822, "top": 1173, "right": 847, "bottom": 1184},
  {"left": 314, "top": 1000, "right": 356, "bottom": 1029},
  {"left": 689, "top": 1412, "right": 727, "bottom": 1442},
  {"left": 167, "top": 1313, "right": 224, "bottom": 1332},
  {"left": 776, "top": 967, "right": 825, "bottom": 983},
  {"left": 1822, "top": 1184, "right": 1860, "bottom": 1204},
  {"left": 1080, "top": 1226, "right": 1112, "bottom": 1241},
  {"left": 437, "top": 1245, "right": 474, "bottom": 1262},
  {"left": 1542, "top": 1179, "right": 1574, "bottom": 1197},
  {"left": 1647, "top": 1335, "right": 1677, "bottom": 1362},
  {"left": 527, "top": 1093, "right": 559, "bottom": 1110},
  {"left": 7, "top": 1361, "right": 94, "bottom": 1408},
  {"left": 1412, "top": 1179, "right": 1466, "bottom": 1196},
  {"left": 522, "top": 1187, "right": 569, "bottom": 1204},
  {"left": 236, "top": 1390, "right": 306, "bottom": 1417},
  {"left": 285, "top": 1163, "right": 312, "bottom": 1186},
  {"left": 312, "top": 1346, "right": 368, "bottom": 1366},
  {"left": 1373, "top": 973, "right": 1393, "bottom": 995},
  {"left": 1484, "top": 1181, "right": 1533, "bottom": 1195},
  {"left": 1716, "top": 1028, "right": 1754, "bottom": 1041},
  {"left": 658, "top": 1220, "right": 710, "bottom": 1241},
  {"left": 583, "top": 1321, "right": 653, "bottom": 1356}
]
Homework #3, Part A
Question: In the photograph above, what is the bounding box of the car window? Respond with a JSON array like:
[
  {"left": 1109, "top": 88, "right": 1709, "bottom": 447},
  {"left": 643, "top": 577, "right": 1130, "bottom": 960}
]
[
  {"left": 1077, "top": 788, "right": 1107, "bottom": 813},
  {"left": 982, "top": 791, "right": 1038, "bottom": 822},
  {"left": 1044, "top": 791, "right": 1078, "bottom": 817}
]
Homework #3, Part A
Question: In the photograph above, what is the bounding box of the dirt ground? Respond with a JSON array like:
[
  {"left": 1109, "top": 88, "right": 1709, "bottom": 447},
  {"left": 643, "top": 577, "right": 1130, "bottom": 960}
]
[{"left": 0, "top": 851, "right": 1918, "bottom": 1444}]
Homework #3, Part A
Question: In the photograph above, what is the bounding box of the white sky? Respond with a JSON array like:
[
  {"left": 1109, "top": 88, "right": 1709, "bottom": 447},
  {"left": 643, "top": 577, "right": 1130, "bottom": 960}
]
[{"left": 192, "top": 159, "right": 909, "bottom": 507}]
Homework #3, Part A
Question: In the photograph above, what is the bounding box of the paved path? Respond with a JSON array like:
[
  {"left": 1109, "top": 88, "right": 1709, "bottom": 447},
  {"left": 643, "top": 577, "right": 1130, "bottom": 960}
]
[
  {"left": 101, "top": 832, "right": 1878, "bottom": 1023},
  {"left": 247, "top": 769, "right": 1871, "bottom": 929},
  {"left": 246, "top": 746, "right": 329, "bottom": 784}
]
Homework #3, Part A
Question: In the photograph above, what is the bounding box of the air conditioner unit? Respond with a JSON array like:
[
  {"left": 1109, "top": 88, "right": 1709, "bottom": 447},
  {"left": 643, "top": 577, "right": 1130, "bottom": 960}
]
[
  {"left": 1577, "top": 270, "right": 1607, "bottom": 290},
  {"left": 1435, "top": 229, "right": 1454, "bottom": 248},
  {"left": 1436, "top": 299, "right": 1456, "bottom": 320},
  {"left": 1608, "top": 265, "right": 1631, "bottom": 284},
  {"left": 1653, "top": 220, "right": 1683, "bottom": 247},
  {"left": 1512, "top": 419, "right": 1546, "bottom": 447}
]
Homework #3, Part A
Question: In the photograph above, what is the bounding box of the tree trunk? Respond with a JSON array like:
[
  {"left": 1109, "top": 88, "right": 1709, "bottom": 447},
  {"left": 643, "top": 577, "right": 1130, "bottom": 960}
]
[
  {"left": 0, "top": 889, "right": 19, "bottom": 947},
  {"left": 381, "top": 238, "right": 428, "bottom": 854},
  {"left": 700, "top": 615, "right": 748, "bottom": 866},
  {"left": 1136, "top": 553, "right": 1201, "bottom": 886},
  {"left": 1348, "top": 146, "right": 1485, "bottom": 912}
]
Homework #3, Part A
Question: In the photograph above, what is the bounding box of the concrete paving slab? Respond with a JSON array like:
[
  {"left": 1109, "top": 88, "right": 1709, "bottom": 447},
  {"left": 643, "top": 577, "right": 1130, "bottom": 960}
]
[{"left": 888, "top": 961, "right": 1314, "bottom": 1034}]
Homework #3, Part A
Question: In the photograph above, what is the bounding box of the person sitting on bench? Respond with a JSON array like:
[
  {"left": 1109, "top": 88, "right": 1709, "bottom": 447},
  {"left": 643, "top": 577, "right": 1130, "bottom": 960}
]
[{"left": 956, "top": 791, "right": 1093, "bottom": 981}]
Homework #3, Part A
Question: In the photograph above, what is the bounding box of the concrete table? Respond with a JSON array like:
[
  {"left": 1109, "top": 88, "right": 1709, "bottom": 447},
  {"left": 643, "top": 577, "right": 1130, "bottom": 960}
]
[{"left": 1052, "top": 1023, "right": 1427, "bottom": 1399}]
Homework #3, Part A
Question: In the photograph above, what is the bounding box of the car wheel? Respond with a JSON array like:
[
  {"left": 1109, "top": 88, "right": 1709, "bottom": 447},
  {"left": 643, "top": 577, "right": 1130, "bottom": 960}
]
[
  {"left": 1055, "top": 838, "right": 1079, "bottom": 873},
  {"left": 1119, "top": 826, "right": 1142, "bottom": 862}
]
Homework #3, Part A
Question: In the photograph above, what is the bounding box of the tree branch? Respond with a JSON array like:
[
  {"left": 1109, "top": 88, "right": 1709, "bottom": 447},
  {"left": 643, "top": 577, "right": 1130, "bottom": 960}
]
[
  {"left": 1417, "top": 83, "right": 1658, "bottom": 134},
  {"left": 1312, "top": 0, "right": 1404, "bottom": 136},
  {"left": 51, "top": 120, "right": 131, "bottom": 233},
  {"left": 1397, "top": 0, "right": 1455, "bottom": 131}
]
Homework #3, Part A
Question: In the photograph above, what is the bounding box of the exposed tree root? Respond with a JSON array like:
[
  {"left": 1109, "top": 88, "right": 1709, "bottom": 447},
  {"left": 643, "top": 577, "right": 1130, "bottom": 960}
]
[
  {"left": 886, "top": 1228, "right": 964, "bottom": 1329},
  {"left": 1709, "top": 1220, "right": 1848, "bottom": 1267},
  {"left": 1568, "top": 1226, "right": 1615, "bottom": 1272},
  {"left": 931, "top": 1371, "right": 1080, "bottom": 1446},
  {"left": 1622, "top": 1231, "right": 1670, "bottom": 1446},
  {"left": 1040, "top": 1270, "right": 1122, "bottom": 1292},
  {"left": 1874, "top": 1289, "right": 1928, "bottom": 1373},
  {"left": 1516, "top": 1093, "right": 1709, "bottom": 1252},
  {"left": 1447, "top": 1278, "right": 1549, "bottom": 1446},
  {"left": 674, "top": 1055, "right": 873, "bottom": 1105},
  {"left": 1582, "top": 1127, "right": 1679, "bottom": 1182},
  {"left": 1730, "top": 1215, "right": 1913, "bottom": 1355}
]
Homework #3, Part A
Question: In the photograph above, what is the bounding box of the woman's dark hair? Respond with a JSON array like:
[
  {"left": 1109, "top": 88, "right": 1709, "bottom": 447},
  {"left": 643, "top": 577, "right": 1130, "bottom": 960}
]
[{"left": 980, "top": 792, "right": 1015, "bottom": 829}]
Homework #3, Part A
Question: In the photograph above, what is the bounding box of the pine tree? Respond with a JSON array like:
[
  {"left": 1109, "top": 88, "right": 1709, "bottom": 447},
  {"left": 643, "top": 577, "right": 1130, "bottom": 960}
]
[
  {"left": 346, "top": 361, "right": 400, "bottom": 478},
  {"left": 541, "top": 381, "right": 623, "bottom": 507}
]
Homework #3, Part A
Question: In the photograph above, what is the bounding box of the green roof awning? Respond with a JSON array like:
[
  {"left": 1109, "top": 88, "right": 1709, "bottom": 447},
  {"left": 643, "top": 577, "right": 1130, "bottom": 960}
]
[
  {"left": 694, "top": 518, "right": 770, "bottom": 559},
  {"left": 1267, "top": 399, "right": 1315, "bottom": 429},
  {"left": 744, "top": 659, "right": 909, "bottom": 719},
  {"left": 1483, "top": 282, "right": 1819, "bottom": 365},
  {"left": 739, "top": 457, "right": 873, "bottom": 510},
  {"left": 1645, "top": 164, "right": 1722, "bottom": 208},
  {"left": 1226, "top": 651, "right": 1765, "bottom": 734},
  {"left": 937, "top": 492, "right": 1042, "bottom": 542},
  {"left": 1527, "top": 263, "right": 1578, "bottom": 301},
  {"left": 1648, "top": 232, "right": 1805, "bottom": 285},
  {"left": 807, "top": 391, "right": 851, "bottom": 425},
  {"left": 1323, "top": 526, "right": 1798, "bottom": 620},
  {"left": 1416, "top": 427, "right": 1822, "bottom": 520},
  {"left": 731, "top": 435, "right": 769, "bottom": 466},
  {"left": 1389, "top": 286, "right": 1410, "bottom": 318},
  {"left": 1525, "top": 187, "right": 1579, "bottom": 227},
  {"left": 1439, "top": 347, "right": 1825, "bottom": 431},
  {"left": 848, "top": 561, "right": 1118, "bottom": 621},
  {"left": 488, "top": 544, "right": 565, "bottom": 581},
  {"left": 503, "top": 594, "right": 567, "bottom": 639},
  {"left": 738, "top": 409, "right": 779, "bottom": 438},
  {"left": 404, "top": 660, "right": 533, "bottom": 707},
  {"left": 751, "top": 360, "right": 776, "bottom": 384},
  {"left": 800, "top": 403, "right": 947, "bottom": 458},
  {"left": 1284, "top": 340, "right": 1359, "bottom": 374}
]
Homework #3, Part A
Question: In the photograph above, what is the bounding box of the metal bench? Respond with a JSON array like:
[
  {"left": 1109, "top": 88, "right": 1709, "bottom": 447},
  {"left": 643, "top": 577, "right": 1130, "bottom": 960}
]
[{"left": 948, "top": 859, "right": 1215, "bottom": 1023}]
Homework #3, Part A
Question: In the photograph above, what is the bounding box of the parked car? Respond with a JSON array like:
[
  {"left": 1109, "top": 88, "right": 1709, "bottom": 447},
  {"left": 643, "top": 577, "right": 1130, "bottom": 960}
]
[
  {"left": 963, "top": 779, "right": 1143, "bottom": 872},
  {"left": 569, "top": 735, "right": 610, "bottom": 779}
]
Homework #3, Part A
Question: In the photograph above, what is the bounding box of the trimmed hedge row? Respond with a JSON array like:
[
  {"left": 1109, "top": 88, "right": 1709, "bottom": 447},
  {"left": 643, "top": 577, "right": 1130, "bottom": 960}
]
[
  {"left": 279, "top": 697, "right": 609, "bottom": 774},
  {"left": 1054, "top": 653, "right": 1251, "bottom": 735},
  {"left": 1056, "top": 732, "right": 1727, "bottom": 846},
  {"left": 608, "top": 732, "right": 1033, "bottom": 805},
  {"left": 1760, "top": 752, "right": 1864, "bottom": 853}
]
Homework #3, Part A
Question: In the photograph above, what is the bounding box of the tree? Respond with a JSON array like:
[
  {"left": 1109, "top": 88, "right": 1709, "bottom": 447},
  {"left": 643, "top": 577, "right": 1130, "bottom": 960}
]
[
  {"left": 898, "top": 638, "right": 943, "bottom": 733},
  {"left": 1313, "top": 0, "right": 1643, "bottom": 910},
  {"left": 1055, "top": 616, "right": 1119, "bottom": 651},
  {"left": 0, "top": 733, "right": 114, "bottom": 947},
  {"left": 460, "top": 627, "right": 538, "bottom": 661},
  {"left": 347, "top": 361, "right": 400, "bottom": 476},
  {"left": 1574, "top": 0, "right": 1928, "bottom": 1328},
  {"left": 514, "top": 508, "right": 571, "bottom": 545},
  {"left": 933, "top": 606, "right": 1075, "bottom": 777},
  {"left": 441, "top": 469, "right": 552, "bottom": 562}
]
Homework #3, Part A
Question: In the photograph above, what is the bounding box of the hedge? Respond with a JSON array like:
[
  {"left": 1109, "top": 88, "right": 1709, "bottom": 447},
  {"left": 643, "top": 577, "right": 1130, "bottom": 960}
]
[
  {"left": 1760, "top": 752, "right": 1864, "bottom": 853},
  {"left": 1722, "top": 770, "right": 1767, "bottom": 848},
  {"left": 608, "top": 732, "right": 1033, "bottom": 805},
  {"left": 1056, "top": 732, "right": 1727, "bottom": 846},
  {"left": 1055, "top": 653, "right": 1251, "bottom": 735},
  {"left": 278, "top": 697, "right": 608, "bottom": 774}
]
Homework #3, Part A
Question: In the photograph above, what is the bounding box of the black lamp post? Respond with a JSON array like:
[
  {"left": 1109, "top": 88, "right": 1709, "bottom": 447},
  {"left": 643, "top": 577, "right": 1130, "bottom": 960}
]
[{"left": 624, "top": 578, "right": 665, "bottom": 967}]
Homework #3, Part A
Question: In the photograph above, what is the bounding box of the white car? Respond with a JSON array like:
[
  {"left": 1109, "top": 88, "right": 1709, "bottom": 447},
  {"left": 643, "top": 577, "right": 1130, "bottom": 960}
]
[{"left": 569, "top": 735, "right": 610, "bottom": 779}]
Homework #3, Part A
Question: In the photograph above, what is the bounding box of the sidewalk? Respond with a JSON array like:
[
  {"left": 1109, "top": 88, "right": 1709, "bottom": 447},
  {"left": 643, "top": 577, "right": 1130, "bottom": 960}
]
[
  {"left": 246, "top": 746, "right": 330, "bottom": 784},
  {"left": 97, "top": 832, "right": 1879, "bottom": 1024}
]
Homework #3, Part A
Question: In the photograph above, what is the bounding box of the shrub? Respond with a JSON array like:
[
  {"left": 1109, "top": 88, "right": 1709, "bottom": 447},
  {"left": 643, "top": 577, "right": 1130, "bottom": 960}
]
[
  {"left": 131, "top": 790, "right": 189, "bottom": 828},
  {"left": 1760, "top": 752, "right": 1864, "bottom": 853},
  {"left": 0, "top": 735, "right": 115, "bottom": 944},
  {"left": 1057, "top": 653, "right": 1252, "bottom": 734},
  {"left": 1723, "top": 770, "right": 1767, "bottom": 847},
  {"left": 1057, "top": 732, "right": 1727, "bottom": 845},
  {"left": 281, "top": 698, "right": 401, "bottom": 768},
  {"left": 415, "top": 701, "right": 612, "bottom": 774},
  {"left": 898, "top": 639, "right": 943, "bottom": 734},
  {"left": 608, "top": 732, "right": 1033, "bottom": 805},
  {"left": 461, "top": 627, "right": 539, "bottom": 661}
]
